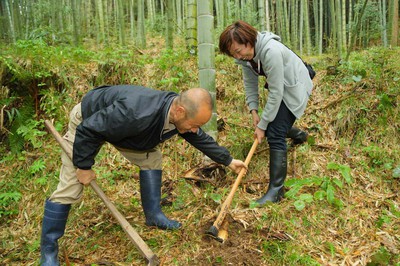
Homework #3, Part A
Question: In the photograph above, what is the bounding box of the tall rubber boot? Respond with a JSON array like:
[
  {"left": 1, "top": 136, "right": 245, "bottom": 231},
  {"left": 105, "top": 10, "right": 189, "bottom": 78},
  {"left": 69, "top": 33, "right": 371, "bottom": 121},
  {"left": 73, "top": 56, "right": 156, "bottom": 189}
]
[
  {"left": 40, "top": 199, "right": 71, "bottom": 266},
  {"left": 140, "top": 170, "right": 182, "bottom": 230},
  {"left": 287, "top": 127, "right": 308, "bottom": 145},
  {"left": 256, "top": 150, "right": 287, "bottom": 204}
]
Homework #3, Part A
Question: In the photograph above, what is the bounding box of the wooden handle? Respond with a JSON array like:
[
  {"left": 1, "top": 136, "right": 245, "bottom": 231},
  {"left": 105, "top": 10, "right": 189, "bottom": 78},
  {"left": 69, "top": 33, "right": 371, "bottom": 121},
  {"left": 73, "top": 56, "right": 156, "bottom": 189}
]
[
  {"left": 44, "top": 120, "right": 159, "bottom": 266},
  {"left": 212, "top": 139, "right": 258, "bottom": 229}
]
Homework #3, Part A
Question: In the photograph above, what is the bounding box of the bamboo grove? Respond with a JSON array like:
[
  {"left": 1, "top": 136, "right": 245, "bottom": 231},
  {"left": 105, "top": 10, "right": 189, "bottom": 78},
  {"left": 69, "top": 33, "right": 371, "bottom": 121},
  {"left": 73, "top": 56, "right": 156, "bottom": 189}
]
[{"left": 0, "top": 0, "right": 399, "bottom": 59}]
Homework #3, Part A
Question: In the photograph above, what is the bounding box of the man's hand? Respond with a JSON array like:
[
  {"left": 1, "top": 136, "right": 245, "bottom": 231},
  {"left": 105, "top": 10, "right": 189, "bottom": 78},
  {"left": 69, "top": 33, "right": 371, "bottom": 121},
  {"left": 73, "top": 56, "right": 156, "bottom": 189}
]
[
  {"left": 228, "top": 159, "right": 248, "bottom": 174},
  {"left": 76, "top": 169, "right": 96, "bottom": 185}
]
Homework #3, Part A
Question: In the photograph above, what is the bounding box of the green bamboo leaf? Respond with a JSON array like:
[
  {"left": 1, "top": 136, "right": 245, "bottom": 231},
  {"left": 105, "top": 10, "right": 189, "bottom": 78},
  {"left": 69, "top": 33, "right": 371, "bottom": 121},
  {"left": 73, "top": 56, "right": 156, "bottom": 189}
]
[
  {"left": 333, "top": 198, "right": 344, "bottom": 209},
  {"left": 393, "top": 166, "right": 400, "bottom": 178},
  {"left": 210, "top": 193, "right": 222, "bottom": 204},
  {"left": 314, "top": 190, "right": 326, "bottom": 201},
  {"left": 389, "top": 202, "right": 400, "bottom": 218},
  {"left": 327, "top": 162, "right": 339, "bottom": 170},
  {"left": 29, "top": 159, "right": 46, "bottom": 174},
  {"left": 286, "top": 176, "right": 321, "bottom": 187},
  {"left": 326, "top": 184, "right": 335, "bottom": 204},
  {"left": 332, "top": 178, "right": 343, "bottom": 188},
  {"left": 285, "top": 185, "right": 301, "bottom": 199},
  {"left": 285, "top": 178, "right": 300, "bottom": 186},
  {"left": 339, "top": 165, "right": 353, "bottom": 184},
  {"left": 310, "top": 176, "right": 323, "bottom": 186},
  {"left": 294, "top": 200, "right": 306, "bottom": 211},
  {"left": 327, "top": 162, "right": 353, "bottom": 184},
  {"left": 0, "top": 192, "right": 22, "bottom": 202},
  {"left": 249, "top": 201, "right": 259, "bottom": 209},
  {"left": 352, "top": 75, "right": 362, "bottom": 82},
  {"left": 299, "top": 193, "right": 314, "bottom": 203}
]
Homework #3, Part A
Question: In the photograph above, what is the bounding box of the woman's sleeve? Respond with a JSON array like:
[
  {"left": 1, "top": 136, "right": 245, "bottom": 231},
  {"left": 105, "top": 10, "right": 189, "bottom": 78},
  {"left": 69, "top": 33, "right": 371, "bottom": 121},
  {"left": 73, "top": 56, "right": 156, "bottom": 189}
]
[
  {"left": 242, "top": 65, "right": 260, "bottom": 112},
  {"left": 257, "top": 46, "right": 285, "bottom": 130}
]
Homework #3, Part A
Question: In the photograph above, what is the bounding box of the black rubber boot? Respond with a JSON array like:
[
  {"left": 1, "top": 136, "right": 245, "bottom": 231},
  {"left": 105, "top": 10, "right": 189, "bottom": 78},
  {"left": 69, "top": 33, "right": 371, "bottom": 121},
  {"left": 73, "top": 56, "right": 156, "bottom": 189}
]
[
  {"left": 40, "top": 199, "right": 71, "bottom": 266},
  {"left": 256, "top": 150, "right": 287, "bottom": 204},
  {"left": 140, "top": 170, "right": 182, "bottom": 230},
  {"left": 287, "top": 127, "right": 308, "bottom": 145}
]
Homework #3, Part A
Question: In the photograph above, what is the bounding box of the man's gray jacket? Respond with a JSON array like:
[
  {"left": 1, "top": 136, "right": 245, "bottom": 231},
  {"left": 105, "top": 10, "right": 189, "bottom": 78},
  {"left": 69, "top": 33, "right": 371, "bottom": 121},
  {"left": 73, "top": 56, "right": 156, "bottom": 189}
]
[{"left": 73, "top": 85, "right": 232, "bottom": 169}]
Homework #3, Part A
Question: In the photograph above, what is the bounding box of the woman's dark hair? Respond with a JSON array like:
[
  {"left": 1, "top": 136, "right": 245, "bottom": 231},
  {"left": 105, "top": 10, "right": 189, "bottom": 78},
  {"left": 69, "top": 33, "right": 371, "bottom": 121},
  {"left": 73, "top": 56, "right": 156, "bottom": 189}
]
[{"left": 219, "top": 20, "right": 258, "bottom": 57}]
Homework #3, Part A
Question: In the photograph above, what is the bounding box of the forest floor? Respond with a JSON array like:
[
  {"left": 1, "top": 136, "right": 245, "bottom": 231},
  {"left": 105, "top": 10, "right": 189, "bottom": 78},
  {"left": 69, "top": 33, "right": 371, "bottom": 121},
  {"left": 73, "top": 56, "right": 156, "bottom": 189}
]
[{"left": 0, "top": 38, "right": 399, "bottom": 265}]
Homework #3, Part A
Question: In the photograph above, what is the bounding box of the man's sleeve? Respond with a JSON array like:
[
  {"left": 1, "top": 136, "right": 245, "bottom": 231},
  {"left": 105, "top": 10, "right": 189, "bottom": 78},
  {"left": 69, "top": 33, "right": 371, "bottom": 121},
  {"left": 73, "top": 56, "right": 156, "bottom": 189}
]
[
  {"left": 181, "top": 129, "right": 233, "bottom": 166},
  {"left": 73, "top": 121, "right": 105, "bottom": 170},
  {"left": 73, "top": 102, "right": 140, "bottom": 169}
]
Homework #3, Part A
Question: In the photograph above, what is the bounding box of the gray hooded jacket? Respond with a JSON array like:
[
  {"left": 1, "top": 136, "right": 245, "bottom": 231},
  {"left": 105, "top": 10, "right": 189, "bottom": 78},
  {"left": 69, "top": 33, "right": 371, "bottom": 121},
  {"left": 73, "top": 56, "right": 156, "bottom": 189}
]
[{"left": 235, "top": 32, "right": 313, "bottom": 130}]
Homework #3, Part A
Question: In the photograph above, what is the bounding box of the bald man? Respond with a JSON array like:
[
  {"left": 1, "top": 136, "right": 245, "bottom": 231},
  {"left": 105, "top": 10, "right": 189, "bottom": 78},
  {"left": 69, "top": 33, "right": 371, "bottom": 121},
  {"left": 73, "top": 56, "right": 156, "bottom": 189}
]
[{"left": 39, "top": 85, "right": 247, "bottom": 265}]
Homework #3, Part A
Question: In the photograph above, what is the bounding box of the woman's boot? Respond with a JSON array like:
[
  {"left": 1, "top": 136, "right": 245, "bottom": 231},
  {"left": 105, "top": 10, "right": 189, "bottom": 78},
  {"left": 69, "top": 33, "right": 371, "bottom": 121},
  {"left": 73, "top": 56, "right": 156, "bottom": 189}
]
[
  {"left": 40, "top": 199, "right": 70, "bottom": 266},
  {"left": 256, "top": 150, "right": 287, "bottom": 204},
  {"left": 140, "top": 170, "right": 182, "bottom": 230},
  {"left": 287, "top": 127, "right": 308, "bottom": 145}
]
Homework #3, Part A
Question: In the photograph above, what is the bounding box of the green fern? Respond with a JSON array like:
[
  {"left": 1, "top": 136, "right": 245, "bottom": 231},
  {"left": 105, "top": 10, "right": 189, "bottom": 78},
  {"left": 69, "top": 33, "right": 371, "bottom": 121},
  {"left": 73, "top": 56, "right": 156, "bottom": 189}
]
[{"left": 8, "top": 101, "right": 36, "bottom": 153}]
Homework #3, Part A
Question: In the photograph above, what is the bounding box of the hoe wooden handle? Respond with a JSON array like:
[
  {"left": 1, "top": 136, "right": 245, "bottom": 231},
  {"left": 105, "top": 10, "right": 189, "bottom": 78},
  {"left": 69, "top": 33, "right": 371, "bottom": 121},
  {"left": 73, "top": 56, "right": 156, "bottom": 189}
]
[
  {"left": 207, "top": 139, "right": 258, "bottom": 239},
  {"left": 44, "top": 120, "right": 159, "bottom": 266}
]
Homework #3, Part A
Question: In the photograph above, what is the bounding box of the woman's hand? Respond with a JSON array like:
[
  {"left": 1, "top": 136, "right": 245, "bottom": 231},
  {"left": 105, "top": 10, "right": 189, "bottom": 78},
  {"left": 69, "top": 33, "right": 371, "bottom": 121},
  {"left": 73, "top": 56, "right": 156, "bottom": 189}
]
[
  {"left": 254, "top": 127, "right": 265, "bottom": 144},
  {"left": 250, "top": 110, "right": 264, "bottom": 144},
  {"left": 251, "top": 110, "right": 260, "bottom": 128},
  {"left": 76, "top": 169, "right": 96, "bottom": 185}
]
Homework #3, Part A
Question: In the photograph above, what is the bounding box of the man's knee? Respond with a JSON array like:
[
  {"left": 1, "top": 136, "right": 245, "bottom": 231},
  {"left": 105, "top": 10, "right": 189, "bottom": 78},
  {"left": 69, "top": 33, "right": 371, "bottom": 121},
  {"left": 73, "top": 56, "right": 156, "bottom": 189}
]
[{"left": 138, "top": 153, "right": 162, "bottom": 170}]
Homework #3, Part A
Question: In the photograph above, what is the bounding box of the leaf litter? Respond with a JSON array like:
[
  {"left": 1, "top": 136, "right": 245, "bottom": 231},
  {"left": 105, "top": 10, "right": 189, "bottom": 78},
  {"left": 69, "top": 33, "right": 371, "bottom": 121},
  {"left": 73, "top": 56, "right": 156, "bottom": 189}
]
[{"left": 1, "top": 47, "right": 399, "bottom": 265}]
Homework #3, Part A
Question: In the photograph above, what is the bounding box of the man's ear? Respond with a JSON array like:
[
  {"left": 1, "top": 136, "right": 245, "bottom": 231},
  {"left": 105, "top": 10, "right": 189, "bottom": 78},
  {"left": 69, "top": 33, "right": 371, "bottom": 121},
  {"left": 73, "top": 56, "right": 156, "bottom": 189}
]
[{"left": 175, "top": 105, "right": 186, "bottom": 119}]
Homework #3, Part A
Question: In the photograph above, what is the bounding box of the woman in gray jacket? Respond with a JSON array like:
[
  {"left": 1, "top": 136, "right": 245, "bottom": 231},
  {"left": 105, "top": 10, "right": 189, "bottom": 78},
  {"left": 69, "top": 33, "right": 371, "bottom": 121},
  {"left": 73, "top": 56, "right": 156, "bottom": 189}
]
[{"left": 219, "top": 20, "right": 313, "bottom": 204}]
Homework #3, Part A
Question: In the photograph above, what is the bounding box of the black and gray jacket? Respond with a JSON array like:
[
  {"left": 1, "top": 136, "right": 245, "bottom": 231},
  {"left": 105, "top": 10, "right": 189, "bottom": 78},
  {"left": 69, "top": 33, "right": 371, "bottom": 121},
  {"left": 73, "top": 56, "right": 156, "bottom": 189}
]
[{"left": 73, "top": 85, "right": 232, "bottom": 169}]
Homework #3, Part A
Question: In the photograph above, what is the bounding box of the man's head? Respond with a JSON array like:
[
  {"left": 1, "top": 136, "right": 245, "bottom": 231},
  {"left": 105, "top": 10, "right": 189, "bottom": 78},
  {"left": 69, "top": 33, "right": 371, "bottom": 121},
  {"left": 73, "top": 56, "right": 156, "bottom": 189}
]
[
  {"left": 219, "top": 20, "right": 257, "bottom": 60},
  {"left": 171, "top": 88, "right": 213, "bottom": 134}
]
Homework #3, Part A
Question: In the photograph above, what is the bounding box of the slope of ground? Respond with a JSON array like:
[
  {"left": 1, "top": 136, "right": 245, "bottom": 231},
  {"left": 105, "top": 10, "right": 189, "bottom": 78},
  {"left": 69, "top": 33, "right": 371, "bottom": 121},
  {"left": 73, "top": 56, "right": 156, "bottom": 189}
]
[{"left": 0, "top": 42, "right": 399, "bottom": 265}]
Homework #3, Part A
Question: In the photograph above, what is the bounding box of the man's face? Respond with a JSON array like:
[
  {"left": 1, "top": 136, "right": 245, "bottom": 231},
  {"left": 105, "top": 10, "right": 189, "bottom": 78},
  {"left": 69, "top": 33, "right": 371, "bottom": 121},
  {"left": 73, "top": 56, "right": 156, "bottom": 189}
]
[
  {"left": 229, "top": 41, "right": 254, "bottom": 61},
  {"left": 174, "top": 107, "right": 211, "bottom": 134}
]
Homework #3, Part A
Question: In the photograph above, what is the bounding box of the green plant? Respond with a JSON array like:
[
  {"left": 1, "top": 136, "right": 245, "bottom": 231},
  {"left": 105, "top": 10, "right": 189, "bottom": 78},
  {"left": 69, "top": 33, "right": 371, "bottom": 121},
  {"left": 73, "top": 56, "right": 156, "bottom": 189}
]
[
  {"left": 8, "top": 103, "right": 36, "bottom": 153},
  {"left": 287, "top": 252, "right": 321, "bottom": 266},
  {"left": 285, "top": 176, "right": 322, "bottom": 211},
  {"left": 214, "top": 256, "right": 223, "bottom": 263},
  {"left": 325, "top": 241, "right": 336, "bottom": 257},
  {"left": 16, "top": 119, "right": 46, "bottom": 149},
  {"left": 376, "top": 214, "right": 391, "bottom": 229},
  {"left": 377, "top": 200, "right": 400, "bottom": 229},
  {"left": 39, "top": 88, "right": 68, "bottom": 120},
  {"left": 378, "top": 93, "right": 394, "bottom": 112},
  {"left": 327, "top": 162, "right": 353, "bottom": 184},
  {"left": 171, "top": 193, "right": 186, "bottom": 210},
  {"left": 363, "top": 145, "right": 388, "bottom": 167},
  {"left": 261, "top": 241, "right": 287, "bottom": 262},
  {"left": 210, "top": 192, "right": 223, "bottom": 204},
  {"left": 4, "top": 106, "right": 20, "bottom": 125},
  {"left": 153, "top": 49, "right": 193, "bottom": 91},
  {"left": 131, "top": 197, "right": 141, "bottom": 208},
  {"left": 0, "top": 152, "right": 14, "bottom": 163},
  {"left": 285, "top": 162, "right": 353, "bottom": 210},
  {"left": 0, "top": 190, "right": 22, "bottom": 218},
  {"left": 34, "top": 173, "right": 49, "bottom": 186},
  {"left": 392, "top": 165, "right": 400, "bottom": 178},
  {"left": 29, "top": 158, "right": 46, "bottom": 175},
  {"left": 367, "top": 246, "right": 393, "bottom": 266}
]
